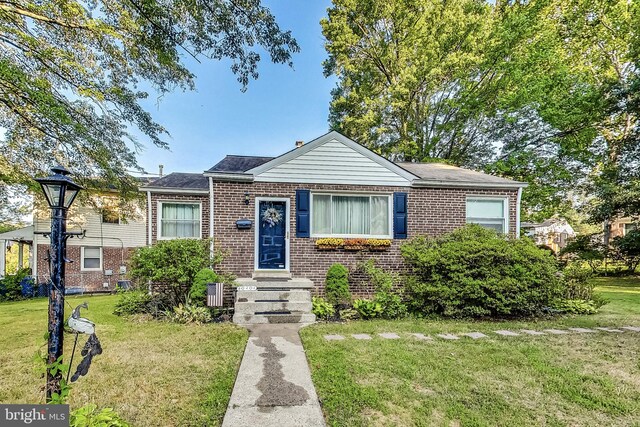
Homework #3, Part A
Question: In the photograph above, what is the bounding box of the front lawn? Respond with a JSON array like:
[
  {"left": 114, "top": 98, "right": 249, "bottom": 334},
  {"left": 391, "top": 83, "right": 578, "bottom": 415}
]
[
  {"left": 301, "top": 277, "right": 640, "bottom": 426},
  {"left": 0, "top": 295, "right": 248, "bottom": 426}
]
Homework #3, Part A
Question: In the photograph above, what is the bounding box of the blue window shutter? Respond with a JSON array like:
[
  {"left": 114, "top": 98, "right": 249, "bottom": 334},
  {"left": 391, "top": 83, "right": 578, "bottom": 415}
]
[
  {"left": 296, "top": 189, "right": 310, "bottom": 238},
  {"left": 393, "top": 192, "right": 408, "bottom": 239}
]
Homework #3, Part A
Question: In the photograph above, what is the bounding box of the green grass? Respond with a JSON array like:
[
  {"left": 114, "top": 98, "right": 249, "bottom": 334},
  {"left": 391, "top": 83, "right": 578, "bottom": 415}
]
[
  {"left": 0, "top": 295, "right": 248, "bottom": 426},
  {"left": 301, "top": 277, "right": 640, "bottom": 427}
]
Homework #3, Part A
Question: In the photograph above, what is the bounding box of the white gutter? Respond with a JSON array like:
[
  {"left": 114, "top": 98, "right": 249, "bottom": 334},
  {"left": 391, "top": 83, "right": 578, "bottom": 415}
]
[
  {"left": 516, "top": 187, "right": 523, "bottom": 238},
  {"left": 208, "top": 176, "right": 214, "bottom": 265},
  {"left": 140, "top": 187, "right": 209, "bottom": 195},
  {"left": 412, "top": 180, "right": 528, "bottom": 189},
  {"left": 146, "top": 191, "right": 152, "bottom": 246},
  {"left": 202, "top": 172, "right": 254, "bottom": 182}
]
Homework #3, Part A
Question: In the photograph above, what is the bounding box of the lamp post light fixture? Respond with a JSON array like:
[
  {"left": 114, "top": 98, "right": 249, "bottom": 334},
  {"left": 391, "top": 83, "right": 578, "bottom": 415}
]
[{"left": 35, "top": 165, "right": 82, "bottom": 402}]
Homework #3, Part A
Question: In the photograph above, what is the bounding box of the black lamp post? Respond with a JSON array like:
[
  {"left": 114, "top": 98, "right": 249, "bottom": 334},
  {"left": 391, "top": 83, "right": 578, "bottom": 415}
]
[{"left": 35, "top": 165, "right": 82, "bottom": 402}]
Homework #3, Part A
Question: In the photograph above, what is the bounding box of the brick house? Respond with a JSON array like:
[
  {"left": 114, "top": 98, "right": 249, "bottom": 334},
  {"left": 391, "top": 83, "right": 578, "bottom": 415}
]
[
  {"left": 141, "top": 131, "right": 527, "bottom": 323},
  {"left": 32, "top": 197, "right": 147, "bottom": 292}
]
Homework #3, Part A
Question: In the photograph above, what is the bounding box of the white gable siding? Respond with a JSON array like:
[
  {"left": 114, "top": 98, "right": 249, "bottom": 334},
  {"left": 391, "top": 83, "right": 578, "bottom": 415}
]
[
  {"left": 254, "top": 139, "right": 411, "bottom": 186},
  {"left": 34, "top": 205, "right": 146, "bottom": 249}
]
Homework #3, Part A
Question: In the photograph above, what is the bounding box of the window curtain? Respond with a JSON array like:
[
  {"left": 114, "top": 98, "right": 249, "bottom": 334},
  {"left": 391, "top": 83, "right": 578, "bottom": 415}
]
[
  {"left": 371, "top": 196, "right": 389, "bottom": 235},
  {"left": 312, "top": 195, "right": 331, "bottom": 234},
  {"left": 333, "top": 196, "right": 370, "bottom": 235},
  {"left": 161, "top": 203, "right": 200, "bottom": 237}
]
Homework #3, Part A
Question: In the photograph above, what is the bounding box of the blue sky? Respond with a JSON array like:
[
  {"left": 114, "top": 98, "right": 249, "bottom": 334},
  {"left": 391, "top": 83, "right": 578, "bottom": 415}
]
[{"left": 136, "top": 1, "right": 335, "bottom": 176}]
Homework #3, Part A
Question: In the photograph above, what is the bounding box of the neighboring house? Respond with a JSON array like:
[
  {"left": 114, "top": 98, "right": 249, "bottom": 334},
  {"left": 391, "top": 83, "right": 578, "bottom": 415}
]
[
  {"left": 521, "top": 218, "right": 576, "bottom": 253},
  {"left": 0, "top": 226, "right": 33, "bottom": 278},
  {"left": 141, "top": 131, "right": 527, "bottom": 322},
  {"left": 611, "top": 217, "right": 638, "bottom": 239},
  {"left": 31, "top": 196, "right": 147, "bottom": 292}
]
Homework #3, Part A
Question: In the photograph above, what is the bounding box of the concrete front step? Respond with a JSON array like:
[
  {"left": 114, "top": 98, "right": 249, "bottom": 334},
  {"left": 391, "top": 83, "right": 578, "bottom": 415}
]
[
  {"left": 252, "top": 270, "right": 292, "bottom": 280},
  {"left": 236, "top": 290, "right": 311, "bottom": 302},
  {"left": 236, "top": 301, "right": 312, "bottom": 314},
  {"left": 236, "top": 277, "right": 314, "bottom": 290},
  {"left": 233, "top": 312, "right": 317, "bottom": 324}
]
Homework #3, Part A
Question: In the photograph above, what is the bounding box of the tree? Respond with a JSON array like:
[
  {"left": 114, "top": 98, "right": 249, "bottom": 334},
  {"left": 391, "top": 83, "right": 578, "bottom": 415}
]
[
  {"left": 0, "top": 0, "right": 299, "bottom": 203},
  {"left": 323, "top": 0, "right": 640, "bottom": 227},
  {"left": 489, "top": 0, "right": 639, "bottom": 234},
  {"left": 611, "top": 229, "right": 640, "bottom": 273},
  {"left": 322, "top": 0, "right": 501, "bottom": 166}
]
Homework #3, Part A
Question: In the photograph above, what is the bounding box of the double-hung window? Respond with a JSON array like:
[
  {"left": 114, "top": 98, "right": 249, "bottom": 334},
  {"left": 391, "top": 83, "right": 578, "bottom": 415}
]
[
  {"left": 311, "top": 194, "right": 391, "bottom": 237},
  {"left": 159, "top": 202, "right": 201, "bottom": 239},
  {"left": 466, "top": 198, "right": 508, "bottom": 233},
  {"left": 81, "top": 247, "right": 102, "bottom": 271}
]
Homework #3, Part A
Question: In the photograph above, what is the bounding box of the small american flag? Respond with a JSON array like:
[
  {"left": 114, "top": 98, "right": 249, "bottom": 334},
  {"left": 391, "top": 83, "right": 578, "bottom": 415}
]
[{"left": 207, "top": 283, "right": 224, "bottom": 307}]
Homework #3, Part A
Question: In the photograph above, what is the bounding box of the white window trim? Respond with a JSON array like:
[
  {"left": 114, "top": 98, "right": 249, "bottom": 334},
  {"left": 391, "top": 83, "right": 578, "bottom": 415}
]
[
  {"left": 254, "top": 197, "right": 290, "bottom": 272},
  {"left": 310, "top": 192, "right": 393, "bottom": 239},
  {"left": 157, "top": 200, "right": 203, "bottom": 240},
  {"left": 80, "top": 246, "right": 103, "bottom": 272},
  {"left": 465, "top": 196, "right": 510, "bottom": 234}
]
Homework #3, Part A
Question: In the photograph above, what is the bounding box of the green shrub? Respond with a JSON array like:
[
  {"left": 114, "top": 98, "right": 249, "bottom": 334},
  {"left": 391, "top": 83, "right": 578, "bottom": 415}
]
[
  {"left": 338, "top": 308, "right": 359, "bottom": 321},
  {"left": 562, "top": 263, "right": 596, "bottom": 301},
  {"left": 401, "top": 224, "right": 563, "bottom": 318},
  {"left": 554, "top": 299, "right": 598, "bottom": 315},
  {"left": 325, "top": 263, "right": 351, "bottom": 306},
  {"left": 0, "top": 267, "right": 31, "bottom": 301},
  {"left": 360, "top": 259, "right": 407, "bottom": 319},
  {"left": 164, "top": 303, "right": 212, "bottom": 324},
  {"left": 129, "top": 239, "right": 211, "bottom": 306},
  {"left": 557, "top": 263, "right": 608, "bottom": 314},
  {"left": 190, "top": 268, "right": 219, "bottom": 306},
  {"left": 373, "top": 292, "right": 407, "bottom": 319},
  {"left": 70, "top": 404, "right": 129, "bottom": 427},
  {"left": 113, "top": 290, "right": 153, "bottom": 316},
  {"left": 312, "top": 296, "right": 335, "bottom": 320},
  {"left": 353, "top": 299, "right": 383, "bottom": 319}
]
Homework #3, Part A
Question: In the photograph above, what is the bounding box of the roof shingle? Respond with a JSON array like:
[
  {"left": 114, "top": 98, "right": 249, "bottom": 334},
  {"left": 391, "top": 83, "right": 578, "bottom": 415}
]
[
  {"left": 145, "top": 172, "right": 208, "bottom": 190},
  {"left": 206, "top": 155, "right": 274, "bottom": 173}
]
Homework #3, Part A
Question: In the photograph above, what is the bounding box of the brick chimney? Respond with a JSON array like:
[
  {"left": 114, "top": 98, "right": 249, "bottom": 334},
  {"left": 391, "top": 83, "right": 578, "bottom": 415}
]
[
  {"left": 295, "top": 140, "right": 304, "bottom": 148},
  {"left": 158, "top": 164, "right": 164, "bottom": 177}
]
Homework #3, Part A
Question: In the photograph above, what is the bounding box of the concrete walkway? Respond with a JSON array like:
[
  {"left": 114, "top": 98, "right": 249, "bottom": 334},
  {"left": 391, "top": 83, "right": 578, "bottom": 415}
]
[{"left": 222, "top": 324, "right": 325, "bottom": 427}]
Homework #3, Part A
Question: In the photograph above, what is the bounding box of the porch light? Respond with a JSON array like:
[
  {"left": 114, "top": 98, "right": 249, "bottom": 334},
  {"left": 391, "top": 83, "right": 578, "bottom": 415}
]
[
  {"left": 244, "top": 192, "right": 250, "bottom": 205},
  {"left": 35, "top": 165, "right": 83, "bottom": 209}
]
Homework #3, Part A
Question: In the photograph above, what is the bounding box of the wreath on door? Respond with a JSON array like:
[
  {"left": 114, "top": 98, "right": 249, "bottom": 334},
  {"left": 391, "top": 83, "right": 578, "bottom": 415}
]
[{"left": 262, "top": 206, "right": 283, "bottom": 227}]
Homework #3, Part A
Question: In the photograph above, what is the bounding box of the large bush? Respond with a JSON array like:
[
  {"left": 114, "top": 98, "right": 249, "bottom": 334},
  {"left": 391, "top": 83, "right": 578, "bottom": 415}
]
[
  {"left": 129, "top": 239, "right": 211, "bottom": 306},
  {"left": 401, "top": 225, "right": 563, "bottom": 318},
  {"left": 325, "top": 263, "right": 351, "bottom": 306}
]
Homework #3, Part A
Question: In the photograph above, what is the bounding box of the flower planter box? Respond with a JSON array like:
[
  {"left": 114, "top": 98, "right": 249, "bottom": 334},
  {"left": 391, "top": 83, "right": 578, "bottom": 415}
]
[
  {"left": 316, "top": 245, "right": 340, "bottom": 251},
  {"left": 344, "top": 246, "right": 366, "bottom": 251}
]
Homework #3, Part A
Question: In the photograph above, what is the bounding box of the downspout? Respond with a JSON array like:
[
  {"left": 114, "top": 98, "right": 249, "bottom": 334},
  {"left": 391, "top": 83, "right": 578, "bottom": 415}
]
[
  {"left": 147, "top": 191, "right": 152, "bottom": 246},
  {"left": 515, "top": 187, "right": 523, "bottom": 238},
  {"left": 208, "top": 176, "right": 214, "bottom": 267}
]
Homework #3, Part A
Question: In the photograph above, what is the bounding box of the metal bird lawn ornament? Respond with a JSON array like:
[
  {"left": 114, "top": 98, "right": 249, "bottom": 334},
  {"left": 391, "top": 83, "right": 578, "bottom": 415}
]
[
  {"left": 67, "top": 302, "right": 95, "bottom": 335},
  {"left": 66, "top": 303, "right": 102, "bottom": 383}
]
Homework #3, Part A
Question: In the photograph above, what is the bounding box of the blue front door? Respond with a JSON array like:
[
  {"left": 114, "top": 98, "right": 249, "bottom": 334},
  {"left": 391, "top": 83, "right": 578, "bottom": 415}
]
[{"left": 258, "top": 200, "right": 287, "bottom": 269}]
